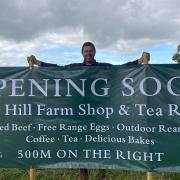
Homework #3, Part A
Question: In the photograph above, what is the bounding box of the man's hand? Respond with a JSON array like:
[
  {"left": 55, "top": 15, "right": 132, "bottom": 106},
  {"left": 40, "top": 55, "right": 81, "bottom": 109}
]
[
  {"left": 27, "top": 55, "right": 41, "bottom": 68},
  {"left": 139, "top": 52, "right": 150, "bottom": 64}
]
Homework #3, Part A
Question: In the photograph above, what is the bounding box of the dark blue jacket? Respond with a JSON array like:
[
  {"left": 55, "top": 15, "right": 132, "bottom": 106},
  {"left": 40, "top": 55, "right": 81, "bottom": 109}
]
[{"left": 38, "top": 59, "right": 139, "bottom": 67}]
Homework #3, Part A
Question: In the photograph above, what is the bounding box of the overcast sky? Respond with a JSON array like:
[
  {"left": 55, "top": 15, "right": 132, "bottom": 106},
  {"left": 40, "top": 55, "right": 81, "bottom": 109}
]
[{"left": 0, "top": 0, "right": 179, "bottom": 66}]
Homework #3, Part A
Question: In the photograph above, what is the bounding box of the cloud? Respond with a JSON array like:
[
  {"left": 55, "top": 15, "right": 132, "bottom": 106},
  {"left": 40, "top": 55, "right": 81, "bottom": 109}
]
[
  {"left": 0, "top": 0, "right": 179, "bottom": 44},
  {"left": 0, "top": 0, "right": 179, "bottom": 65}
]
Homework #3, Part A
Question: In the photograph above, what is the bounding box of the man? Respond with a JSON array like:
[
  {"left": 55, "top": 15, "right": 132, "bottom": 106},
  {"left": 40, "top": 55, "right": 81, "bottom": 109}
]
[
  {"left": 27, "top": 42, "right": 150, "bottom": 180},
  {"left": 27, "top": 42, "right": 150, "bottom": 67}
]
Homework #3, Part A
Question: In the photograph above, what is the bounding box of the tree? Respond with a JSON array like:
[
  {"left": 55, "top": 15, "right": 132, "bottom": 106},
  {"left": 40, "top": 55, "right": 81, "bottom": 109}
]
[
  {"left": 178, "top": 44, "right": 180, "bottom": 53},
  {"left": 172, "top": 44, "right": 180, "bottom": 63}
]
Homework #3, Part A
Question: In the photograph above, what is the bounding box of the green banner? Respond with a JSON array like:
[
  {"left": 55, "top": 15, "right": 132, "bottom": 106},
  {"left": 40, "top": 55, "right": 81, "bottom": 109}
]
[{"left": 0, "top": 65, "right": 180, "bottom": 172}]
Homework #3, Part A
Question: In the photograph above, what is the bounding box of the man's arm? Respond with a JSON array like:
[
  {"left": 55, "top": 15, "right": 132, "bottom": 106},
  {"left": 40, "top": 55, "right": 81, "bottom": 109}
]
[
  {"left": 124, "top": 52, "right": 150, "bottom": 65},
  {"left": 27, "top": 55, "right": 59, "bottom": 67}
]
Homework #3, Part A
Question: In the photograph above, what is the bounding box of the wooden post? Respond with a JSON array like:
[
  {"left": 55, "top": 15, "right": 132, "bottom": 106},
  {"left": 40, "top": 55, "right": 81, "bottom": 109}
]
[
  {"left": 147, "top": 172, "right": 153, "bottom": 180},
  {"left": 28, "top": 55, "right": 35, "bottom": 180},
  {"left": 141, "top": 52, "right": 153, "bottom": 180},
  {"left": 29, "top": 167, "right": 35, "bottom": 180}
]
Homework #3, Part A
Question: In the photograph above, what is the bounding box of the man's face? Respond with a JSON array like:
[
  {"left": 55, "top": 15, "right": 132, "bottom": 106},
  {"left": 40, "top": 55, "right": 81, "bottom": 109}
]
[{"left": 82, "top": 46, "right": 95, "bottom": 62}]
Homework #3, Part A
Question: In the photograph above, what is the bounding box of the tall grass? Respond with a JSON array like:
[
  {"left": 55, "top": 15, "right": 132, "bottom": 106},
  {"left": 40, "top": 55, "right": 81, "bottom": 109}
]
[{"left": 0, "top": 169, "right": 180, "bottom": 180}]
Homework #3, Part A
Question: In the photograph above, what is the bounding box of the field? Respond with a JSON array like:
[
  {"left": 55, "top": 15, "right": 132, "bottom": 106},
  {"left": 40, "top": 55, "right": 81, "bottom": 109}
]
[{"left": 0, "top": 169, "right": 180, "bottom": 180}]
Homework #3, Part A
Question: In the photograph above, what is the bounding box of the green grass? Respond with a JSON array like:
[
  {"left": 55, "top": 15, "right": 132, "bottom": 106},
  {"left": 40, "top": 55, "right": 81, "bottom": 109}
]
[{"left": 0, "top": 169, "right": 180, "bottom": 180}]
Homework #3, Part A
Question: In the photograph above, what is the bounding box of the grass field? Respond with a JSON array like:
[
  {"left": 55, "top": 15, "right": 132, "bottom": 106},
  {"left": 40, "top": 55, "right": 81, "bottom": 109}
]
[{"left": 0, "top": 169, "right": 180, "bottom": 180}]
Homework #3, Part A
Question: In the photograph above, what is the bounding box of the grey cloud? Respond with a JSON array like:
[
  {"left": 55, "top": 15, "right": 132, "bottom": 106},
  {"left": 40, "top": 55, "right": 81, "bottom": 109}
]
[{"left": 0, "top": 0, "right": 179, "bottom": 49}]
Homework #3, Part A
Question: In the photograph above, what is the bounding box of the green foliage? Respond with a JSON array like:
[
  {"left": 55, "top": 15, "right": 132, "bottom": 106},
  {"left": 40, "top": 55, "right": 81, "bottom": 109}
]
[
  {"left": 172, "top": 44, "right": 180, "bottom": 63},
  {"left": 172, "top": 53, "right": 180, "bottom": 62},
  {"left": 0, "top": 168, "right": 27, "bottom": 180},
  {"left": 0, "top": 169, "right": 180, "bottom": 180}
]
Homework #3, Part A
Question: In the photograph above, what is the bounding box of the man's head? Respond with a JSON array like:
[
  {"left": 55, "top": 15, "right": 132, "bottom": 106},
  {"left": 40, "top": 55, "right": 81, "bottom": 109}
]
[{"left": 81, "top": 42, "right": 96, "bottom": 63}]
